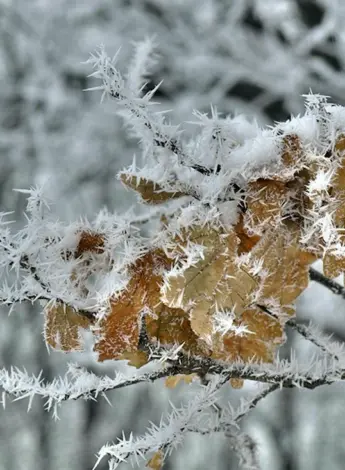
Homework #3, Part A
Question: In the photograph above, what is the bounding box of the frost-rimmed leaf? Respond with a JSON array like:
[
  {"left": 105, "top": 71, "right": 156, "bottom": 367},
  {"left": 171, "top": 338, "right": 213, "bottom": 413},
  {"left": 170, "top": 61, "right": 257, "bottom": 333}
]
[
  {"left": 44, "top": 303, "right": 92, "bottom": 352},
  {"left": 120, "top": 174, "right": 185, "bottom": 204},
  {"left": 161, "top": 225, "right": 258, "bottom": 342},
  {"left": 94, "top": 250, "right": 207, "bottom": 365}
]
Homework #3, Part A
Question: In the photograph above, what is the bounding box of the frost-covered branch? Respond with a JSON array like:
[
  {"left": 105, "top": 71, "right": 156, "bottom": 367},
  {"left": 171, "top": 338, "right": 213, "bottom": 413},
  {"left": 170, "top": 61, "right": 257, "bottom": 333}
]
[
  {"left": 309, "top": 267, "right": 345, "bottom": 300},
  {"left": 93, "top": 374, "right": 231, "bottom": 470},
  {"left": 0, "top": 363, "right": 171, "bottom": 417},
  {"left": 85, "top": 47, "right": 191, "bottom": 168},
  {"left": 258, "top": 304, "right": 342, "bottom": 361},
  {"left": 3, "top": 347, "right": 345, "bottom": 419}
]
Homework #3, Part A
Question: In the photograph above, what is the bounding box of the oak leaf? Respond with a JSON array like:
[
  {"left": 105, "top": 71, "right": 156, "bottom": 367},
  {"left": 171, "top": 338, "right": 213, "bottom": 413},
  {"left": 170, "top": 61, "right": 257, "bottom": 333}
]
[
  {"left": 161, "top": 222, "right": 314, "bottom": 364},
  {"left": 165, "top": 374, "right": 197, "bottom": 388},
  {"left": 161, "top": 225, "right": 258, "bottom": 341},
  {"left": 212, "top": 307, "right": 284, "bottom": 364},
  {"left": 244, "top": 178, "right": 288, "bottom": 235},
  {"left": 75, "top": 231, "right": 105, "bottom": 258},
  {"left": 248, "top": 222, "right": 314, "bottom": 310},
  {"left": 94, "top": 250, "right": 207, "bottom": 365},
  {"left": 44, "top": 303, "right": 92, "bottom": 352},
  {"left": 94, "top": 251, "right": 170, "bottom": 363},
  {"left": 322, "top": 135, "right": 345, "bottom": 278},
  {"left": 121, "top": 174, "right": 185, "bottom": 204}
]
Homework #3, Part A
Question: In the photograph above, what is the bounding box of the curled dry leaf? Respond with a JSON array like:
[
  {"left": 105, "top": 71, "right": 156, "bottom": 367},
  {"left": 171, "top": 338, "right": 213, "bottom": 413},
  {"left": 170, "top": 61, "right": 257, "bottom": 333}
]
[
  {"left": 44, "top": 303, "right": 92, "bottom": 352},
  {"left": 94, "top": 251, "right": 170, "bottom": 363},
  {"left": 120, "top": 174, "right": 185, "bottom": 204}
]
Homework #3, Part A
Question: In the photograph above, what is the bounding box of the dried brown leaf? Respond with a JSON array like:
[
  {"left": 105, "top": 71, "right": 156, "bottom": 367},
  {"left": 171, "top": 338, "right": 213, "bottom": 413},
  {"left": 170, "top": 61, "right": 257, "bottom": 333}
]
[
  {"left": 94, "top": 250, "right": 207, "bottom": 365},
  {"left": 94, "top": 251, "right": 170, "bottom": 362},
  {"left": 212, "top": 306, "right": 284, "bottom": 364},
  {"left": 161, "top": 225, "right": 258, "bottom": 342},
  {"left": 44, "top": 303, "right": 92, "bottom": 352},
  {"left": 229, "top": 378, "right": 244, "bottom": 389},
  {"left": 147, "top": 451, "right": 164, "bottom": 470},
  {"left": 248, "top": 222, "right": 313, "bottom": 308},
  {"left": 75, "top": 231, "right": 105, "bottom": 258},
  {"left": 244, "top": 179, "right": 288, "bottom": 234},
  {"left": 121, "top": 174, "right": 185, "bottom": 204},
  {"left": 165, "top": 374, "right": 197, "bottom": 388}
]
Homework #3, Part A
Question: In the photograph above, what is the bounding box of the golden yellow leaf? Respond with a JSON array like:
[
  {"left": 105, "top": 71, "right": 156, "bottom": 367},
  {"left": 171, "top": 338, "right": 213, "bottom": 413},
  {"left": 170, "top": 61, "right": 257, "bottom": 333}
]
[
  {"left": 121, "top": 174, "right": 185, "bottom": 204},
  {"left": 147, "top": 451, "right": 164, "bottom": 470},
  {"left": 44, "top": 303, "right": 92, "bottom": 352}
]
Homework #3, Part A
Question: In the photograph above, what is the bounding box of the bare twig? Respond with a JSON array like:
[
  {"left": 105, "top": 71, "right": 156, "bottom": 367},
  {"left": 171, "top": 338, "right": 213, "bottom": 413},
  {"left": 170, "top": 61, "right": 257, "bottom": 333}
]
[
  {"left": 234, "top": 383, "right": 280, "bottom": 423},
  {"left": 257, "top": 304, "right": 340, "bottom": 360}
]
